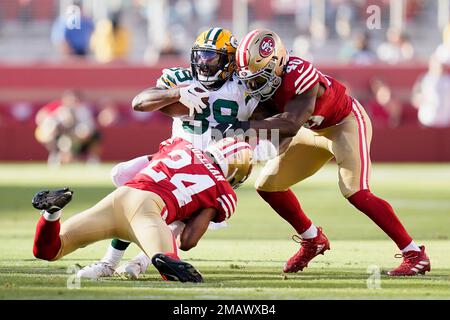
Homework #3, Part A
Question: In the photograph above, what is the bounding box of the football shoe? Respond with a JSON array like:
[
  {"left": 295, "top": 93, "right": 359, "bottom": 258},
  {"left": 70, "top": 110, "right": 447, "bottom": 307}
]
[
  {"left": 32, "top": 188, "right": 73, "bottom": 214},
  {"left": 283, "top": 227, "right": 330, "bottom": 273},
  {"left": 115, "top": 256, "right": 150, "bottom": 280},
  {"left": 77, "top": 262, "right": 115, "bottom": 279},
  {"left": 151, "top": 253, "right": 203, "bottom": 283},
  {"left": 387, "top": 245, "right": 431, "bottom": 276}
]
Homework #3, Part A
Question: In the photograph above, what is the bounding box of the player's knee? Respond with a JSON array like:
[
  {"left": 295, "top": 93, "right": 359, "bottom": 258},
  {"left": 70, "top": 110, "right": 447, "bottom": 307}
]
[
  {"left": 338, "top": 178, "right": 367, "bottom": 199},
  {"left": 255, "top": 175, "right": 283, "bottom": 192},
  {"left": 341, "top": 185, "right": 370, "bottom": 199}
]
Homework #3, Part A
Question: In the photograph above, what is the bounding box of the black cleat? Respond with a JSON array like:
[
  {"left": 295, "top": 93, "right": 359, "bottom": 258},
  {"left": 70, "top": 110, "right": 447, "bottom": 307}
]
[
  {"left": 151, "top": 253, "right": 204, "bottom": 283},
  {"left": 32, "top": 188, "right": 73, "bottom": 214}
]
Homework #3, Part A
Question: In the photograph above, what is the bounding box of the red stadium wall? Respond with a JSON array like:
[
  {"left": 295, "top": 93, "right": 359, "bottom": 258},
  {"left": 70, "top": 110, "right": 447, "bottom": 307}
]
[{"left": 1, "top": 62, "right": 449, "bottom": 162}]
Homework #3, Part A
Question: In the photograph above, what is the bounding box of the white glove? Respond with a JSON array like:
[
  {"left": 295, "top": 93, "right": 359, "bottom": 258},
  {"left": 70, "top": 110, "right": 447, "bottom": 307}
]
[{"left": 179, "top": 84, "right": 209, "bottom": 116}]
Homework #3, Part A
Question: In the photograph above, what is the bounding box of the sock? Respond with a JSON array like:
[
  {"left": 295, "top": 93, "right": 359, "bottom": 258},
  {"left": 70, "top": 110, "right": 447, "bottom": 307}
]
[
  {"left": 300, "top": 224, "right": 318, "bottom": 239},
  {"left": 257, "top": 189, "right": 312, "bottom": 234},
  {"left": 401, "top": 240, "right": 421, "bottom": 253},
  {"left": 348, "top": 190, "right": 413, "bottom": 250},
  {"left": 43, "top": 210, "right": 61, "bottom": 221},
  {"left": 163, "top": 233, "right": 180, "bottom": 260},
  {"left": 164, "top": 252, "right": 180, "bottom": 260},
  {"left": 33, "top": 215, "right": 61, "bottom": 261},
  {"left": 100, "top": 239, "right": 131, "bottom": 267},
  {"left": 111, "top": 238, "right": 131, "bottom": 250}
]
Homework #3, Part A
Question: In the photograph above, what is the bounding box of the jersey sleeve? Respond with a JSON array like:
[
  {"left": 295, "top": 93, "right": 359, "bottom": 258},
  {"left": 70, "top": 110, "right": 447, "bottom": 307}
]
[
  {"left": 156, "top": 67, "right": 194, "bottom": 89},
  {"left": 290, "top": 59, "right": 320, "bottom": 95},
  {"left": 214, "top": 192, "right": 237, "bottom": 223}
]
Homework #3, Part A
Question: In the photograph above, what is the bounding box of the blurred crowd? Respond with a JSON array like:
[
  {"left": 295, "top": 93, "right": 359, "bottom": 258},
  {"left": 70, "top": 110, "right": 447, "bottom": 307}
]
[
  {"left": 0, "top": 0, "right": 450, "bottom": 165},
  {"left": 0, "top": 90, "right": 169, "bottom": 166},
  {"left": 50, "top": 0, "right": 130, "bottom": 63},
  {"left": 0, "top": 0, "right": 446, "bottom": 64}
]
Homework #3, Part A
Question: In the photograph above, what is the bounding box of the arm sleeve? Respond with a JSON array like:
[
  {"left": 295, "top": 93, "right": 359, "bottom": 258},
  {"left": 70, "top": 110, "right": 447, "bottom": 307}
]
[
  {"left": 156, "top": 67, "right": 194, "bottom": 89},
  {"left": 214, "top": 192, "right": 237, "bottom": 223},
  {"left": 110, "top": 155, "right": 151, "bottom": 187},
  {"left": 293, "top": 61, "right": 320, "bottom": 95}
]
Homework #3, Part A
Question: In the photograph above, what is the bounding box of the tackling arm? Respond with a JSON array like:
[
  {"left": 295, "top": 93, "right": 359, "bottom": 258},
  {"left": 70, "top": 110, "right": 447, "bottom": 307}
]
[
  {"left": 179, "top": 207, "right": 217, "bottom": 251},
  {"left": 215, "top": 83, "right": 319, "bottom": 139},
  {"left": 249, "top": 83, "right": 319, "bottom": 138}
]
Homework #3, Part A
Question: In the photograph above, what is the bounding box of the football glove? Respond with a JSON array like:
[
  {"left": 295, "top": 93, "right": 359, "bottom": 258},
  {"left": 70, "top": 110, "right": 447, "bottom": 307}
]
[{"left": 179, "top": 84, "right": 209, "bottom": 116}]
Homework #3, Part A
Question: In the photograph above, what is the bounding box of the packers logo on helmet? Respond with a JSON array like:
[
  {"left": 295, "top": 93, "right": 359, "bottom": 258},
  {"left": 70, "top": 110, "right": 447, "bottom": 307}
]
[{"left": 191, "top": 28, "right": 238, "bottom": 89}]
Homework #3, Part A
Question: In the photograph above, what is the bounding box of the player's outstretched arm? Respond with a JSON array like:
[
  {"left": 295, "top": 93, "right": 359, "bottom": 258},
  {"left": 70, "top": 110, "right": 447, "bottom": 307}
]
[{"left": 179, "top": 207, "right": 217, "bottom": 251}]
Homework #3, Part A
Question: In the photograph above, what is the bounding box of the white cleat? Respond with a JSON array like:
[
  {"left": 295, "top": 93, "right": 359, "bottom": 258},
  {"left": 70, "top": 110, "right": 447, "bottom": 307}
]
[
  {"left": 77, "top": 262, "right": 115, "bottom": 279},
  {"left": 115, "top": 253, "right": 151, "bottom": 280}
]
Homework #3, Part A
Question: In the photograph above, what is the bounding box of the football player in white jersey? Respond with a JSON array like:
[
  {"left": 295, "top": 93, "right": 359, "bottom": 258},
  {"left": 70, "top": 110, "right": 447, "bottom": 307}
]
[{"left": 77, "top": 28, "right": 269, "bottom": 279}]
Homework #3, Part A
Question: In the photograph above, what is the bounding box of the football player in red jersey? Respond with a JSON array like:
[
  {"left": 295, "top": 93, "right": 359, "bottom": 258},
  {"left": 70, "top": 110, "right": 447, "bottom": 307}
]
[
  {"left": 31, "top": 137, "right": 253, "bottom": 282},
  {"left": 221, "top": 29, "right": 430, "bottom": 276}
]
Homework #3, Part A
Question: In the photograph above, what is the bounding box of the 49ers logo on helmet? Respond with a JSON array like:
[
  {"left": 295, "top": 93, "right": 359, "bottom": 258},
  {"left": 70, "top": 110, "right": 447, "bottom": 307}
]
[{"left": 259, "top": 36, "right": 275, "bottom": 57}]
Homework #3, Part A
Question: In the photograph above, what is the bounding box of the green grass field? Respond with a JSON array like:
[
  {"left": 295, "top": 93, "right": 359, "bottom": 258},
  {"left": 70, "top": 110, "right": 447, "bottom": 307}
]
[{"left": 0, "top": 162, "right": 449, "bottom": 299}]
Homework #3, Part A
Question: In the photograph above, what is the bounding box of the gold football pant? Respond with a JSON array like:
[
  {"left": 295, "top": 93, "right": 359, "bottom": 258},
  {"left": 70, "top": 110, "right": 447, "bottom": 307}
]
[
  {"left": 256, "top": 100, "right": 373, "bottom": 198},
  {"left": 51, "top": 186, "right": 176, "bottom": 261}
]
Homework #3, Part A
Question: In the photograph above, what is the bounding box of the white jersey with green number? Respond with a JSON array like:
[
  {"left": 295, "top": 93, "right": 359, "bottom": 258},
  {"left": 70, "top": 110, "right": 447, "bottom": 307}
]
[{"left": 156, "top": 67, "right": 259, "bottom": 150}]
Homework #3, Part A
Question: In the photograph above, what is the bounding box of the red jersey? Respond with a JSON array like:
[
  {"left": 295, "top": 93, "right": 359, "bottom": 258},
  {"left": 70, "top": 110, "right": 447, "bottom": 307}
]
[
  {"left": 125, "top": 137, "right": 237, "bottom": 224},
  {"left": 273, "top": 56, "right": 353, "bottom": 130}
]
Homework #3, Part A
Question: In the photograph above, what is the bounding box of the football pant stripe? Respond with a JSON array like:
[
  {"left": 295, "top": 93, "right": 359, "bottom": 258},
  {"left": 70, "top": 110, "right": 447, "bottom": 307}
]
[
  {"left": 351, "top": 101, "right": 369, "bottom": 190},
  {"left": 355, "top": 100, "right": 370, "bottom": 189}
]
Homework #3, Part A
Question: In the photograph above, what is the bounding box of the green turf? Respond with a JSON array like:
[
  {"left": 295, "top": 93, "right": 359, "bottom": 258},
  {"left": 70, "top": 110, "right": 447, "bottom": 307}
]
[{"left": 0, "top": 162, "right": 449, "bottom": 299}]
